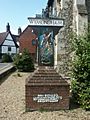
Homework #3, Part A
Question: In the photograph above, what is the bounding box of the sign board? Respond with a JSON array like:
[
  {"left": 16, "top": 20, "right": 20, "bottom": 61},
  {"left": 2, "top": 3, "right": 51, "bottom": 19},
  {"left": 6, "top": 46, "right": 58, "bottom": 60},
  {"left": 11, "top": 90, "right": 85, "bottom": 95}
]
[
  {"left": 28, "top": 17, "right": 64, "bottom": 27},
  {"left": 33, "top": 94, "right": 62, "bottom": 103}
]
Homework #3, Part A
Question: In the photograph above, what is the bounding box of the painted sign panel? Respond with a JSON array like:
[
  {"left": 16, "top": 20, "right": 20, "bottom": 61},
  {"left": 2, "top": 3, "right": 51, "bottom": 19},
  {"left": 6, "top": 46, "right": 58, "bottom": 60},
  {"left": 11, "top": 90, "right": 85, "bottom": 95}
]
[
  {"left": 39, "top": 30, "right": 54, "bottom": 65},
  {"left": 33, "top": 94, "right": 62, "bottom": 103},
  {"left": 28, "top": 18, "right": 64, "bottom": 27}
]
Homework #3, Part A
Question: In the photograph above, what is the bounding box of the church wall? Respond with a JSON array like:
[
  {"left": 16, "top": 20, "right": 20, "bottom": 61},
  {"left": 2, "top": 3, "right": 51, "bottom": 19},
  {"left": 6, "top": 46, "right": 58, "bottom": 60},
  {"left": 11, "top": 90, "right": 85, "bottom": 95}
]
[{"left": 47, "top": 0, "right": 88, "bottom": 77}]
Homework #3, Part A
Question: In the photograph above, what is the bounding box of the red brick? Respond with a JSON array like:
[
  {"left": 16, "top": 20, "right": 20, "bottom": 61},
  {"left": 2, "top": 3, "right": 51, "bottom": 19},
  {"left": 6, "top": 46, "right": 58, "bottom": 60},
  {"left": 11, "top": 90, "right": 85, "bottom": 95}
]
[
  {"left": 25, "top": 67, "right": 70, "bottom": 111},
  {"left": 19, "top": 26, "right": 37, "bottom": 61}
]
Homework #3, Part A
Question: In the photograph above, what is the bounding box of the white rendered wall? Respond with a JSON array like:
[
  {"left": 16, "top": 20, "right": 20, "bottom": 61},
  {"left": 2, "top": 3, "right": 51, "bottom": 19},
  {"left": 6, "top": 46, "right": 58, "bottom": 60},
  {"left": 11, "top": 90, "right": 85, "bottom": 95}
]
[
  {"left": 2, "top": 46, "right": 17, "bottom": 54},
  {"left": 3, "top": 34, "right": 15, "bottom": 46},
  {"left": 2, "top": 33, "right": 17, "bottom": 54}
]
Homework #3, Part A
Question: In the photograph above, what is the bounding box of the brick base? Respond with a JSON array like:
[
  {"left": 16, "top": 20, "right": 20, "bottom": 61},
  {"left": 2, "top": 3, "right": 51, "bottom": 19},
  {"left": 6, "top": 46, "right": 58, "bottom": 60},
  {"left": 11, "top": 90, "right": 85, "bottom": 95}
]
[{"left": 25, "top": 67, "right": 70, "bottom": 111}]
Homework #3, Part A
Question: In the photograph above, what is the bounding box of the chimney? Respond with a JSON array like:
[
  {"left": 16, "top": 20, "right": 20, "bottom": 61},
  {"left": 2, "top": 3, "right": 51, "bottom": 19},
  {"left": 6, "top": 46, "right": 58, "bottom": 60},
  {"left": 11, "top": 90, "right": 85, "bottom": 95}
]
[
  {"left": 18, "top": 27, "right": 22, "bottom": 35},
  {"left": 6, "top": 23, "right": 10, "bottom": 32},
  {"left": 42, "top": 9, "right": 45, "bottom": 18}
]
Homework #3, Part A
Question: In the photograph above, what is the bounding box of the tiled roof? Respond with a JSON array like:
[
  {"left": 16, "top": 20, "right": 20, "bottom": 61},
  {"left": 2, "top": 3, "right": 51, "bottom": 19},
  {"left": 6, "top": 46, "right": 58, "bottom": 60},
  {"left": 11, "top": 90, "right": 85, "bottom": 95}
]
[
  {"left": 0, "top": 32, "right": 8, "bottom": 45},
  {"left": 12, "top": 34, "right": 19, "bottom": 42},
  {"left": 77, "top": 4, "right": 88, "bottom": 15}
]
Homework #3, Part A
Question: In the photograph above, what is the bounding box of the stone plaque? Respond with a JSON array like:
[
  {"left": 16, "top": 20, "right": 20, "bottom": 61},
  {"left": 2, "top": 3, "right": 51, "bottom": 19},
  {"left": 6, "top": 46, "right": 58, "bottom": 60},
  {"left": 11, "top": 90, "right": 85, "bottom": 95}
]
[{"left": 33, "top": 94, "right": 62, "bottom": 103}]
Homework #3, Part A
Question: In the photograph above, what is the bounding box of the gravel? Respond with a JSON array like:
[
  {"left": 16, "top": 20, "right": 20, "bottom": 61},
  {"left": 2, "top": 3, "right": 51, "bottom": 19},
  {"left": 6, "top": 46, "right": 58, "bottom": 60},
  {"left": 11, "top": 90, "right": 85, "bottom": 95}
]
[{"left": 0, "top": 72, "right": 90, "bottom": 120}]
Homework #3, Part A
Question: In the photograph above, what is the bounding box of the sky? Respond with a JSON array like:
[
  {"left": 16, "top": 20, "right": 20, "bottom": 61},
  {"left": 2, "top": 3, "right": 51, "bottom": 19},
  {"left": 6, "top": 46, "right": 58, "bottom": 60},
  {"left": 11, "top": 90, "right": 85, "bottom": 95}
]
[{"left": 0, "top": 0, "right": 48, "bottom": 34}]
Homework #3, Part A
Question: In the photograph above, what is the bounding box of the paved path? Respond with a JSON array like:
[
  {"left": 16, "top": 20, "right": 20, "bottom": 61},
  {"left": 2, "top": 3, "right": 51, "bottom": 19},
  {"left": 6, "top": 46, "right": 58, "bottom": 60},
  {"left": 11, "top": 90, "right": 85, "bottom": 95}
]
[
  {"left": 0, "top": 63, "right": 14, "bottom": 79},
  {"left": 0, "top": 63, "right": 9, "bottom": 70},
  {"left": 0, "top": 63, "right": 13, "bottom": 72},
  {"left": 0, "top": 63, "right": 12, "bottom": 69}
]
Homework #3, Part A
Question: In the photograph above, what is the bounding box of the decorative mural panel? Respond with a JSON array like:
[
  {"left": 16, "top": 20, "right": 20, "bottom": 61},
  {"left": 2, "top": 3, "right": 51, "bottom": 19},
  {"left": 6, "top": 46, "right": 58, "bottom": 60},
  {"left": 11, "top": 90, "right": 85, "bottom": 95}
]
[
  {"left": 39, "top": 30, "right": 54, "bottom": 66},
  {"left": 28, "top": 17, "right": 64, "bottom": 66}
]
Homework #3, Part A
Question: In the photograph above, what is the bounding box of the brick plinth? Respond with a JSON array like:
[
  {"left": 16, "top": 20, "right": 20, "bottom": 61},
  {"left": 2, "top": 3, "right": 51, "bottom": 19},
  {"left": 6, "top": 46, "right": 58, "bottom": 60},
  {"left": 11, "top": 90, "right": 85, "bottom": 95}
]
[{"left": 25, "top": 67, "right": 70, "bottom": 111}]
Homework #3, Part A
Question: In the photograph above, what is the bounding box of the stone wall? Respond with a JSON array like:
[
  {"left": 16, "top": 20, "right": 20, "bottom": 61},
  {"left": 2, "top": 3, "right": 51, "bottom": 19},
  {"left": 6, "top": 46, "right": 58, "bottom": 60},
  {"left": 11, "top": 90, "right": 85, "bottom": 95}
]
[
  {"left": 78, "top": 14, "right": 88, "bottom": 35},
  {"left": 77, "top": 0, "right": 85, "bottom": 4},
  {"left": 57, "top": 0, "right": 73, "bottom": 77},
  {"left": 86, "top": 0, "right": 90, "bottom": 22},
  {"left": 47, "top": 0, "right": 88, "bottom": 77}
]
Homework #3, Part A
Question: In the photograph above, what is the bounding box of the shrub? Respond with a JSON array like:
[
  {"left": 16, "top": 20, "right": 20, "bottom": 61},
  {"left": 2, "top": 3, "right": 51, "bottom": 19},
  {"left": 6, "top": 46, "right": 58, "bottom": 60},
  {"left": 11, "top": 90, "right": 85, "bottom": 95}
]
[
  {"left": 2, "top": 54, "right": 13, "bottom": 63},
  {"left": 13, "top": 49, "right": 35, "bottom": 72},
  {"left": 71, "top": 30, "right": 90, "bottom": 110},
  {"left": 71, "top": 80, "right": 90, "bottom": 110}
]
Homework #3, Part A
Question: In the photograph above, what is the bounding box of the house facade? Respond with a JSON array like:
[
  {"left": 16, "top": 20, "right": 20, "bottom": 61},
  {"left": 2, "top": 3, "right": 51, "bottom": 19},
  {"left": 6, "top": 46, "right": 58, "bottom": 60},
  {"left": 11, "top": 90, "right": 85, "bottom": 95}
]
[
  {"left": 0, "top": 23, "right": 19, "bottom": 58},
  {"left": 19, "top": 26, "right": 37, "bottom": 62}
]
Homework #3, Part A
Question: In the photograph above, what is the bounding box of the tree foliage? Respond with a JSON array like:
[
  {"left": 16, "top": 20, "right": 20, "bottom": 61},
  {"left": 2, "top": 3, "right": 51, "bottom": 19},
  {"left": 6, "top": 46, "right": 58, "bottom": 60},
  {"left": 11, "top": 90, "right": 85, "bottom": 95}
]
[
  {"left": 13, "top": 49, "right": 35, "bottom": 72},
  {"left": 2, "top": 54, "right": 13, "bottom": 63},
  {"left": 71, "top": 29, "right": 90, "bottom": 110}
]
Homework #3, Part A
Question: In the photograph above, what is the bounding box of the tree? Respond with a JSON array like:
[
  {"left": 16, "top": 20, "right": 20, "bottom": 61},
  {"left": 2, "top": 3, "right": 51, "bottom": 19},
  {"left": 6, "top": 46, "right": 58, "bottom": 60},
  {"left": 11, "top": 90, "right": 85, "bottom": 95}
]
[
  {"left": 13, "top": 49, "right": 35, "bottom": 72},
  {"left": 2, "top": 54, "right": 13, "bottom": 63},
  {"left": 71, "top": 29, "right": 90, "bottom": 110}
]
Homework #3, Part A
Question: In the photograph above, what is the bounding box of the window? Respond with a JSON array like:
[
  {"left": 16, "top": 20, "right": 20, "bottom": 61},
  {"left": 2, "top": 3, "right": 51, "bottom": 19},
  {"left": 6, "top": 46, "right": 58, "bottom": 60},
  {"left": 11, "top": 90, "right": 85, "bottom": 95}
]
[
  {"left": 8, "top": 46, "right": 11, "bottom": 51},
  {"left": 32, "top": 39, "right": 36, "bottom": 46}
]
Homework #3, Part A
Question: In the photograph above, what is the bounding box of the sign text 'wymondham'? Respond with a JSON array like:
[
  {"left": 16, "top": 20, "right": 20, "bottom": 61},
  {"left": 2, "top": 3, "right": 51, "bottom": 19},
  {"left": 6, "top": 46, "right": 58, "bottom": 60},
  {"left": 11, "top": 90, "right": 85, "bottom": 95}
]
[{"left": 28, "top": 18, "right": 64, "bottom": 27}]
